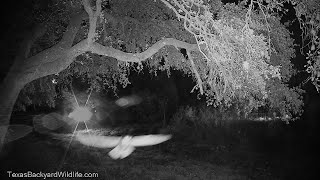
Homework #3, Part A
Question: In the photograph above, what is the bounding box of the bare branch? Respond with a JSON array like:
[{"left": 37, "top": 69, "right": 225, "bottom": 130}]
[
  {"left": 30, "top": 40, "right": 88, "bottom": 81},
  {"left": 187, "top": 50, "right": 204, "bottom": 94},
  {"left": 24, "top": 23, "right": 47, "bottom": 58},
  {"left": 83, "top": 0, "right": 102, "bottom": 45},
  {"left": 17, "top": 12, "right": 86, "bottom": 76},
  {"left": 59, "top": 10, "right": 87, "bottom": 48},
  {"left": 21, "top": 36, "right": 199, "bottom": 84},
  {"left": 82, "top": 0, "right": 93, "bottom": 17},
  {"left": 95, "top": 0, "right": 102, "bottom": 17},
  {"left": 89, "top": 38, "right": 198, "bottom": 62},
  {"left": 4, "top": 23, "right": 48, "bottom": 80}
]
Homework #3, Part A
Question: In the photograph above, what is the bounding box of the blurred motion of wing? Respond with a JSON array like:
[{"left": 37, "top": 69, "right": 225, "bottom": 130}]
[
  {"left": 33, "top": 112, "right": 70, "bottom": 134},
  {"left": 115, "top": 95, "right": 142, "bottom": 108},
  {"left": 108, "top": 134, "right": 172, "bottom": 159},
  {"left": 108, "top": 144, "right": 135, "bottom": 159},
  {"left": 75, "top": 133, "right": 121, "bottom": 148},
  {"left": 76, "top": 133, "right": 172, "bottom": 159},
  {"left": 130, "top": 134, "right": 172, "bottom": 147},
  {"left": 0, "top": 124, "right": 33, "bottom": 143},
  {"left": 43, "top": 113, "right": 64, "bottom": 130}
]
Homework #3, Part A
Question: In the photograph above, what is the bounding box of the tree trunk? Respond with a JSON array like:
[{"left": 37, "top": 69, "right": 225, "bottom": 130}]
[
  {"left": 0, "top": 74, "right": 26, "bottom": 153},
  {"left": 0, "top": 11, "right": 87, "bottom": 154}
]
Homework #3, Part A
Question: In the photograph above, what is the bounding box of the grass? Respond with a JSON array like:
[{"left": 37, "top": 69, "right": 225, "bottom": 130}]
[
  {"left": 51, "top": 132, "right": 278, "bottom": 180},
  {"left": 61, "top": 147, "right": 268, "bottom": 180},
  {"left": 1, "top": 109, "right": 317, "bottom": 180},
  {"left": 1, "top": 130, "right": 278, "bottom": 180}
]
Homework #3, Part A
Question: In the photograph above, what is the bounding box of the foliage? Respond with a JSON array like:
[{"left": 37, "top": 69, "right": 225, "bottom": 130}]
[
  {"left": 129, "top": 90, "right": 163, "bottom": 124},
  {"left": 13, "top": 0, "right": 310, "bottom": 120},
  {"left": 160, "top": 0, "right": 302, "bottom": 117},
  {"left": 168, "top": 103, "right": 294, "bottom": 153},
  {"left": 291, "top": 0, "right": 320, "bottom": 91},
  {"left": 169, "top": 104, "right": 230, "bottom": 132},
  {"left": 15, "top": 76, "right": 58, "bottom": 111},
  {"left": 266, "top": 79, "right": 305, "bottom": 116}
]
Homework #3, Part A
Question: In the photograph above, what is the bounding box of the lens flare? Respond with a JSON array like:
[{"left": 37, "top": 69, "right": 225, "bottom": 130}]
[{"left": 68, "top": 106, "right": 92, "bottom": 122}]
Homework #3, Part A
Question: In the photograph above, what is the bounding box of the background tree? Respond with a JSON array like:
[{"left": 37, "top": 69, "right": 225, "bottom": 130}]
[
  {"left": 1, "top": 0, "right": 316, "bottom": 152},
  {"left": 292, "top": 0, "right": 320, "bottom": 91}
]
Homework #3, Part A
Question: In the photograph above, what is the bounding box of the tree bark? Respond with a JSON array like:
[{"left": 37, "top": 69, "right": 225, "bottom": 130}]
[
  {"left": 0, "top": 11, "right": 86, "bottom": 154},
  {"left": 0, "top": 74, "right": 26, "bottom": 152}
]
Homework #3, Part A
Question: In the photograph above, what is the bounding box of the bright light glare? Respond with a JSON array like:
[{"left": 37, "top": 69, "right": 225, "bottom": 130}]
[
  {"left": 68, "top": 106, "right": 92, "bottom": 122},
  {"left": 243, "top": 61, "right": 250, "bottom": 71}
]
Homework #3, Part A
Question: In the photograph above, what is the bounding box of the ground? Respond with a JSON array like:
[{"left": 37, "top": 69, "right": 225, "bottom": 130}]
[{"left": 0, "top": 115, "right": 318, "bottom": 180}]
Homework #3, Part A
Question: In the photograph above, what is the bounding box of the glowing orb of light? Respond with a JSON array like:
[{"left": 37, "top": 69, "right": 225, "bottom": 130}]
[
  {"left": 68, "top": 106, "right": 92, "bottom": 122},
  {"left": 242, "top": 61, "right": 250, "bottom": 71},
  {"left": 115, "top": 95, "right": 142, "bottom": 107},
  {"left": 115, "top": 98, "right": 129, "bottom": 107}
]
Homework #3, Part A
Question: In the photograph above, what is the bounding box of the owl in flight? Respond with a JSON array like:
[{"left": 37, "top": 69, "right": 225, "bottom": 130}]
[{"left": 75, "top": 133, "right": 172, "bottom": 159}]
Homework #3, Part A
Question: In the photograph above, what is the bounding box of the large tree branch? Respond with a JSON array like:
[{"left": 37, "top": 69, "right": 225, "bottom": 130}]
[
  {"left": 24, "top": 23, "right": 48, "bottom": 59},
  {"left": 23, "top": 40, "right": 88, "bottom": 82},
  {"left": 82, "top": 0, "right": 102, "bottom": 45},
  {"left": 187, "top": 50, "right": 204, "bottom": 94},
  {"left": 17, "top": 11, "right": 86, "bottom": 76},
  {"left": 6, "top": 24, "right": 48, "bottom": 77},
  {"left": 89, "top": 38, "right": 202, "bottom": 94},
  {"left": 59, "top": 10, "right": 87, "bottom": 48},
  {"left": 89, "top": 38, "right": 198, "bottom": 62},
  {"left": 21, "top": 37, "right": 200, "bottom": 84},
  {"left": 14, "top": 6, "right": 200, "bottom": 89},
  {"left": 82, "top": 0, "right": 93, "bottom": 17}
]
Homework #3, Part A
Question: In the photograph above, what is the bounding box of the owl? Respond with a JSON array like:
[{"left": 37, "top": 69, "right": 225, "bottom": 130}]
[{"left": 75, "top": 133, "right": 172, "bottom": 159}]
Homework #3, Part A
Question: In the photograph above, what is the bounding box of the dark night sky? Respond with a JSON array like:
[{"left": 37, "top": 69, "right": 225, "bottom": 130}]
[{"left": 0, "top": 1, "right": 32, "bottom": 79}]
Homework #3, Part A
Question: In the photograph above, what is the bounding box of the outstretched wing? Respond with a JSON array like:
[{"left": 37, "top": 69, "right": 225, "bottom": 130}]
[
  {"left": 130, "top": 134, "right": 172, "bottom": 147},
  {"left": 76, "top": 134, "right": 122, "bottom": 148}
]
